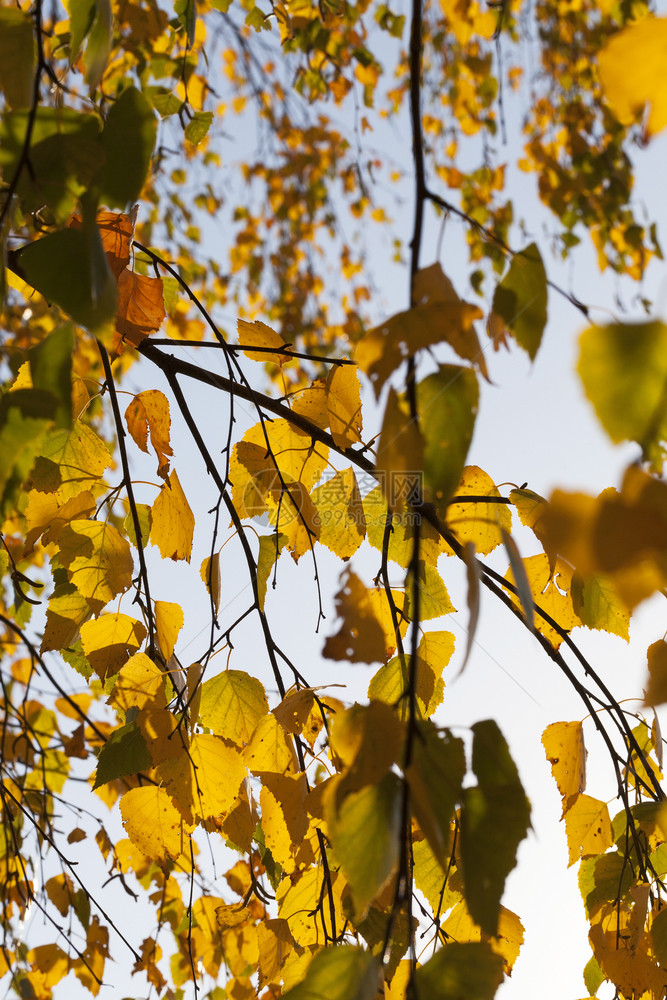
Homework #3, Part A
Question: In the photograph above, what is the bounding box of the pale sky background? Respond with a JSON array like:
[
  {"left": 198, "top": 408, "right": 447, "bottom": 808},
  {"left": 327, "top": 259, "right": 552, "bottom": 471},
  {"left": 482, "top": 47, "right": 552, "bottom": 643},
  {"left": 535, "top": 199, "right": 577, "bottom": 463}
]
[{"left": 11, "top": 5, "right": 667, "bottom": 999}]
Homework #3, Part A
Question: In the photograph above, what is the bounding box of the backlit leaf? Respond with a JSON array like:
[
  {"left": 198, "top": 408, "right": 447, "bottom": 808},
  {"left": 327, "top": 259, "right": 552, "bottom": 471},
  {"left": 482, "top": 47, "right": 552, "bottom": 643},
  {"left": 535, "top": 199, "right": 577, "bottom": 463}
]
[
  {"left": 447, "top": 466, "right": 511, "bottom": 555},
  {"left": 418, "top": 365, "right": 479, "bottom": 516},
  {"left": 100, "top": 86, "right": 157, "bottom": 208},
  {"left": 414, "top": 942, "right": 504, "bottom": 1000},
  {"left": 460, "top": 720, "right": 531, "bottom": 936},
  {"left": 490, "top": 243, "right": 547, "bottom": 361},
  {"left": 375, "top": 388, "right": 424, "bottom": 513},
  {"left": 328, "top": 772, "right": 402, "bottom": 917},
  {"left": 571, "top": 572, "right": 630, "bottom": 640},
  {"left": 93, "top": 722, "right": 151, "bottom": 788},
  {"left": 578, "top": 321, "right": 667, "bottom": 467},
  {"left": 598, "top": 17, "right": 667, "bottom": 139},
  {"left": 199, "top": 670, "right": 269, "bottom": 745},
  {"left": 542, "top": 721, "right": 586, "bottom": 812},
  {"left": 125, "top": 390, "right": 172, "bottom": 478},
  {"left": 406, "top": 721, "right": 465, "bottom": 867},
  {"left": 644, "top": 640, "right": 667, "bottom": 707},
  {"left": 115, "top": 271, "right": 166, "bottom": 351},
  {"left": 57, "top": 519, "right": 133, "bottom": 615},
  {"left": 563, "top": 793, "right": 613, "bottom": 867},
  {"left": 281, "top": 945, "right": 379, "bottom": 1000},
  {"left": 158, "top": 734, "right": 246, "bottom": 825},
  {"left": 154, "top": 601, "right": 184, "bottom": 665},
  {"left": 326, "top": 363, "right": 362, "bottom": 449},
  {"left": 80, "top": 612, "right": 147, "bottom": 679},
  {"left": 0, "top": 8, "right": 35, "bottom": 109},
  {"left": 323, "top": 569, "right": 407, "bottom": 664},
  {"left": 504, "top": 554, "right": 579, "bottom": 648},
  {"left": 150, "top": 470, "right": 195, "bottom": 561},
  {"left": 311, "top": 468, "right": 365, "bottom": 559},
  {"left": 35, "top": 421, "right": 112, "bottom": 504},
  {"left": 238, "top": 319, "right": 288, "bottom": 364},
  {"left": 120, "top": 785, "right": 191, "bottom": 871}
]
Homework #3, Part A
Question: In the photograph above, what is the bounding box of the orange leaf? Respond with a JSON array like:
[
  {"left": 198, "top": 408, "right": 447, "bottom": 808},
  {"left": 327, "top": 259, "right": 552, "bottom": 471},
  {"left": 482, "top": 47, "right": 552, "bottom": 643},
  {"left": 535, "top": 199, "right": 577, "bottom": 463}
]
[
  {"left": 125, "top": 389, "right": 173, "bottom": 479},
  {"left": 115, "top": 270, "right": 166, "bottom": 349}
]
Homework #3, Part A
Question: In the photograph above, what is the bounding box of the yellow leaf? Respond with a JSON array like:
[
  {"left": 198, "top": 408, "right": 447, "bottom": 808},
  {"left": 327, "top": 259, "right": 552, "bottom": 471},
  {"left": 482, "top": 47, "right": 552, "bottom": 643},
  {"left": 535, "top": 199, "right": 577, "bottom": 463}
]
[
  {"left": 125, "top": 389, "right": 173, "bottom": 479},
  {"left": 230, "top": 418, "right": 328, "bottom": 521},
  {"left": 446, "top": 467, "right": 511, "bottom": 555},
  {"left": 111, "top": 652, "right": 178, "bottom": 765},
  {"left": 441, "top": 901, "right": 524, "bottom": 976},
  {"left": 158, "top": 734, "right": 246, "bottom": 825},
  {"left": 291, "top": 380, "right": 329, "bottom": 430},
  {"left": 238, "top": 318, "right": 288, "bottom": 364},
  {"left": 24, "top": 488, "right": 96, "bottom": 553},
  {"left": 243, "top": 711, "right": 299, "bottom": 775},
  {"left": 257, "top": 918, "right": 295, "bottom": 989},
  {"left": 376, "top": 388, "right": 424, "bottom": 514},
  {"left": 355, "top": 263, "right": 483, "bottom": 398},
  {"left": 509, "top": 487, "right": 556, "bottom": 571},
  {"left": 542, "top": 721, "right": 586, "bottom": 814},
  {"left": 120, "top": 785, "right": 192, "bottom": 871},
  {"left": 41, "top": 582, "right": 92, "bottom": 653},
  {"left": 598, "top": 17, "right": 667, "bottom": 139},
  {"left": 323, "top": 569, "right": 408, "bottom": 664},
  {"left": 199, "top": 670, "right": 269, "bottom": 745},
  {"left": 154, "top": 600, "right": 184, "bottom": 664},
  {"left": 57, "top": 519, "right": 133, "bottom": 615},
  {"left": 504, "top": 554, "right": 579, "bottom": 648},
  {"left": 80, "top": 612, "right": 147, "bottom": 679},
  {"left": 259, "top": 772, "right": 308, "bottom": 872},
  {"left": 150, "top": 469, "right": 195, "bottom": 562},
  {"left": 564, "top": 793, "right": 613, "bottom": 867},
  {"left": 644, "top": 639, "right": 667, "bottom": 707},
  {"left": 200, "top": 553, "right": 222, "bottom": 615},
  {"left": 326, "top": 362, "right": 363, "bottom": 449},
  {"left": 35, "top": 422, "right": 112, "bottom": 503},
  {"left": 311, "top": 467, "right": 365, "bottom": 559},
  {"left": 277, "top": 865, "right": 346, "bottom": 946},
  {"left": 590, "top": 904, "right": 665, "bottom": 997}
]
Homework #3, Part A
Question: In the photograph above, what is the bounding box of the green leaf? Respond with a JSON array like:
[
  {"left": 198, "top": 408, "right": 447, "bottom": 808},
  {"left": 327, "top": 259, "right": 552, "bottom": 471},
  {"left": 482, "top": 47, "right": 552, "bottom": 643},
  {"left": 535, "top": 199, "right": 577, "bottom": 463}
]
[
  {"left": 0, "top": 108, "right": 103, "bottom": 223},
  {"left": 459, "top": 720, "right": 531, "bottom": 936},
  {"left": 406, "top": 721, "right": 465, "bottom": 867},
  {"left": 418, "top": 365, "right": 478, "bottom": 516},
  {"left": 578, "top": 321, "right": 667, "bottom": 468},
  {"left": 29, "top": 325, "right": 75, "bottom": 429},
  {"left": 19, "top": 226, "right": 117, "bottom": 329},
  {"left": 0, "top": 8, "right": 35, "bottom": 109},
  {"left": 65, "top": 0, "right": 97, "bottom": 64},
  {"left": 652, "top": 908, "right": 667, "bottom": 965},
  {"left": 328, "top": 772, "right": 401, "bottom": 918},
  {"left": 83, "top": 0, "right": 113, "bottom": 88},
  {"left": 571, "top": 571, "right": 630, "bottom": 641},
  {"left": 184, "top": 111, "right": 213, "bottom": 146},
  {"left": 491, "top": 243, "right": 548, "bottom": 361},
  {"left": 281, "top": 946, "right": 380, "bottom": 1000},
  {"left": 0, "top": 408, "right": 51, "bottom": 518},
  {"left": 175, "top": 0, "right": 196, "bottom": 44},
  {"left": 578, "top": 851, "right": 632, "bottom": 919},
  {"left": 99, "top": 87, "right": 157, "bottom": 208},
  {"left": 583, "top": 954, "right": 605, "bottom": 996},
  {"left": 124, "top": 504, "right": 152, "bottom": 550},
  {"left": 93, "top": 722, "right": 152, "bottom": 788},
  {"left": 414, "top": 942, "right": 504, "bottom": 999}
]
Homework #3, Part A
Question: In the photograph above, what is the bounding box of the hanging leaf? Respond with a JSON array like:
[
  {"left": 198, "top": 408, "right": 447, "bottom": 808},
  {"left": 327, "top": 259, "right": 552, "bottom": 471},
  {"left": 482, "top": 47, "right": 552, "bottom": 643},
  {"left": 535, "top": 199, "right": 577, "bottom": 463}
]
[
  {"left": 150, "top": 470, "right": 195, "bottom": 562},
  {"left": 490, "top": 243, "right": 548, "bottom": 361},
  {"left": 598, "top": 17, "right": 667, "bottom": 139},
  {"left": 125, "top": 390, "right": 173, "bottom": 478},
  {"left": 459, "top": 720, "right": 531, "bottom": 936},
  {"left": 199, "top": 670, "right": 269, "bottom": 745},
  {"left": 99, "top": 86, "right": 157, "bottom": 208},
  {"left": 418, "top": 366, "right": 479, "bottom": 517},
  {"left": 326, "top": 363, "right": 363, "bottom": 449},
  {"left": 542, "top": 721, "right": 586, "bottom": 812}
]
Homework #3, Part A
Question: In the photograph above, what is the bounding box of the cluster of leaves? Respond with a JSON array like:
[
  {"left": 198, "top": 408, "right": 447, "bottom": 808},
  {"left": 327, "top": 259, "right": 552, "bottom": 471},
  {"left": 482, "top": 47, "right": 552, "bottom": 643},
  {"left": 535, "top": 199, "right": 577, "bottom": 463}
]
[{"left": 3, "top": 0, "right": 667, "bottom": 999}]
